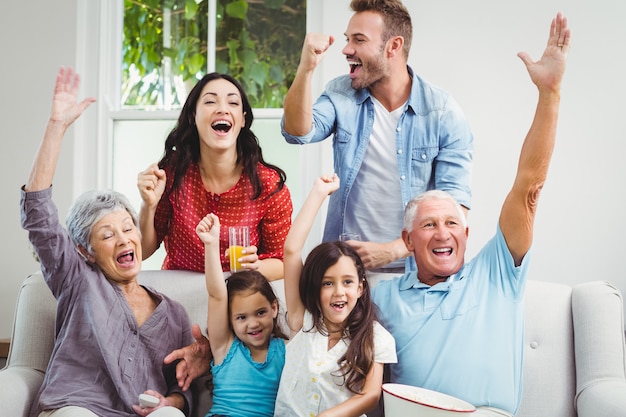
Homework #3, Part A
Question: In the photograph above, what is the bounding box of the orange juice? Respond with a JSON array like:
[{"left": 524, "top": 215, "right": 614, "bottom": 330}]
[{"left": 229, "top": 245, "right": 245, "bottom": 272}]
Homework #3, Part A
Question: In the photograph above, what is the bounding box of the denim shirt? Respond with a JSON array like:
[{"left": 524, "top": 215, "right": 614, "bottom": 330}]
[{"left": 281, "top": 66, "right": 473, "bottom": 258}]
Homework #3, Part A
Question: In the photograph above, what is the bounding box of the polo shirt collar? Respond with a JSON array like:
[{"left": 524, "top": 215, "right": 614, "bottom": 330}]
[{"left": 398, "top": 267, "right": 466, "bottom": 291}]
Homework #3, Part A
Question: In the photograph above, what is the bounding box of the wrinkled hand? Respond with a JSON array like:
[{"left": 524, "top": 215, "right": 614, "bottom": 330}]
[
  {"left": 299, "top": 33, "right": 335, "bottom": 72},
  {"left": 196, "top": 213, "right": 220, "bottom": 245},
  {"left": 163, "top": 324, "right": 212, "bottom": 391},
  {"left": 348, "top": 240, "right": 401, "bottom": 270},
  {"left": 50, "top": 67, "right": 96, "bottom": 129},
  {"left": 517, "top": 12, "right": 571, "bottom": 94},
  {"left": 137, "top": 163, "right": 166, "bottom": 208},
  {"left": 131, "top": 389, "right": 167, "bottom": 416}
]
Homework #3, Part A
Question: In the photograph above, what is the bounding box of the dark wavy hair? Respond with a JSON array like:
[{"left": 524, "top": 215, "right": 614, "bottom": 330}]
[
  {"left": 158, "top": 72, "right": 286, "bottom": 200},
  {"left": 350, "top": 0, "right": 413, "bottom": 60},
  {"left": 227, "top": 270, "right": 288, "bottom": 341},
  {"left": 300, "top": 241, "right": 377, "bottom": 393}
]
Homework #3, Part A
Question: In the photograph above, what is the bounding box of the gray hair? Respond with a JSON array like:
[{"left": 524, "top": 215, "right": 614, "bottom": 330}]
[
  {"left": 404, "top": 190, "right": 467, "bottom": 233},
  {"left": 66, "top": 189, "right": 139, "bottom": 255}
]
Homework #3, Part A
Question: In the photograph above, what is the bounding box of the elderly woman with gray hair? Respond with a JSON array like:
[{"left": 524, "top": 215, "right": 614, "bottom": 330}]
[{"left": 21, "top": 67, "right": 193, "bottom": 417}]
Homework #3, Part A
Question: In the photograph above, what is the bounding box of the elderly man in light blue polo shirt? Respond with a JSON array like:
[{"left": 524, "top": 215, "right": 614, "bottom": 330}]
[{"left": 372, "top": 13, "right": 571, "bottom": 417}]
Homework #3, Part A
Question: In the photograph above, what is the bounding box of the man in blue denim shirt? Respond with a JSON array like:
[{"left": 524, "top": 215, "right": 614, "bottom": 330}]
[{"left": 281, "top": 0, "right": 473, "bottom": 272}]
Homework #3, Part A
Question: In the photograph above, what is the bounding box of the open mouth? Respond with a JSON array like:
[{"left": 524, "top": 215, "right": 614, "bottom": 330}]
[
  {"left": 212, "top": 120, "right": 232, "bottom": 133},
  {"left": 348, "top": 60, "right": 362, "bottom": 74},
  {"left": 331, "top": 301, "right": 347, "bottom": 311},
  {"left": 433, "top": 248, "right": 453, "bottom": 256},
  {"left": 117, "top": 250, "right": 135, "bottom": 265}
]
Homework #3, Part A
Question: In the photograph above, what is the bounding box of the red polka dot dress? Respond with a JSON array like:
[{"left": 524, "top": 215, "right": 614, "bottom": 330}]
[{"left": 154, "top": 162, "right": 293, "bottom": 272}]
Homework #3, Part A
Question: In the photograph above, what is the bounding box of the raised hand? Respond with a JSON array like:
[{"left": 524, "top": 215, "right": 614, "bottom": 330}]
[
  {"left": 137, "top": 163, "right": 167, "bottom": 208},
  {"left": 26, "top": 67, "right": 95, "bottom": 192},
  {"left": 313, "top": 173, "right": 340, "bottom": 196},
  {"left": 196, "top": 213, "right": 220, "bottom": 246},
  {"left": 517, "top": 12, "right": 571, "bottom": 94},
  {"left": 49, "top": 67, "right": 95, "bottom": 128},
  {"left": 299, "top": 33, "right": 335, "bottom": 72}
]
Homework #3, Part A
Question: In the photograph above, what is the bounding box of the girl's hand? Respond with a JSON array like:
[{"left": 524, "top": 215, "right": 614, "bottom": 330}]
[
  {"left": 196, "top": 213, "right": 220, "bottom": 245},
  {"left": 314, "top": 173, "right": 340, "bottom": 196}
]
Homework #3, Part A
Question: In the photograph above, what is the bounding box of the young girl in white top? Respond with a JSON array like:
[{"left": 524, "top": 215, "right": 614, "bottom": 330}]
[
  {"left": 274, "top": 174, "right": 397, "bottom": 417},
  {"left": 196, "top": 214, "right": 287, "bottom": 417}
]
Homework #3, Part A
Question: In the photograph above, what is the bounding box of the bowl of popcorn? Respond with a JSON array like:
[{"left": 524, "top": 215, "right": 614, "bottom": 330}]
[{"left": 382, "top": 383, "right": 476, "bottom": 416}]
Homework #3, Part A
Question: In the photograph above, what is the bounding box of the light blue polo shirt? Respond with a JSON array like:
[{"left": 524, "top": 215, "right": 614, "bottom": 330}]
[{"left": 372, "top": 225, "right": 530, "bottom": 415}]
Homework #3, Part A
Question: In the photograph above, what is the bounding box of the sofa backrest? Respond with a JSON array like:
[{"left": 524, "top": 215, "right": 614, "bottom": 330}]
[
  {"left": 8, "top": 272, "right": 56, "bottom": 372},
  {"left": 517, "top": 279, "right": 576, "bottom": 417},
  {"left": 7, "top": 270, "right": 579, "bottom": 417}
]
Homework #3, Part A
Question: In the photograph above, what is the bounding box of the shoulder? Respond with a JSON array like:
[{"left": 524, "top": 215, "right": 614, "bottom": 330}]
[
  {"left": 149, "top": 288, "right": 189, "bottom": 319},
  {"left": 324, "top": 75, "right": 366, "bottom": 101},
  {"left": 373, "top": 320, "right": 393, "bottom": 340},
  {"left": 256, "top": 163, "right": 290, "bottom": 193},
  {"left": 371, "top": 272, "right": 407, "bottom": 296},
  {"left": 269, "top": 336, "right": 287, "bottom": 355},
  {"left": 407, "top": 66, "right": 456, "bottom": 110},
  {"left": 325, "top": 74, "right": 352, "bottom": 92},
  {"left": 372, "top": 321, "right": 398, "bottom": 362},
  {"left": 256, "top": 163, "right": 281, "bottom": 180},
  {"left": 408, "top": 66, "right": 448, "bottom": 97}
]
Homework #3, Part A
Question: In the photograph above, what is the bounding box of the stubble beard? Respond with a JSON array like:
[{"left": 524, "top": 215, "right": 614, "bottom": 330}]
[{"left": 350, "top": 53, "right": 388, "bottom": 90}]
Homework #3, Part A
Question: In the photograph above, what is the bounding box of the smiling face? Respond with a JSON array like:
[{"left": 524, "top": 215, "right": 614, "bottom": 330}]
[
  {"left": 194, "top": 78, "right": 246, "bottom": 154},
  {"left": 403, "top": 197, "right": 469, "bottom": 286},
  {"left": 319, "top": 255, "right": 364, "bottom": 333},
  {"left": 229, "top": 290, "right": 278, "bottom": 353},
  {"left": 342, "top": 10, "right": 390, "bottom": 90},
  {"left": 87, "top": 208, "right": 142, "bottom": 283}
]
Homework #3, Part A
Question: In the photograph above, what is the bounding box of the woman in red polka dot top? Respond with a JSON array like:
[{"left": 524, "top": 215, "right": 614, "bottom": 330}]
[{"left": 137, "top": 73, "right": 293, "bottom": 281}]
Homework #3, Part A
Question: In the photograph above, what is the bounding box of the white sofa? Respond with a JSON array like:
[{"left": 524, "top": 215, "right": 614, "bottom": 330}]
[{"left": 1, "top": 270, "right": 626, "bottom": 417}]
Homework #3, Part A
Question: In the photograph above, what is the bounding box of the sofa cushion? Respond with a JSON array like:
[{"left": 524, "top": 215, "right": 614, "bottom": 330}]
[{"left": 517, "top": 280, "right": 576, "bottom": 417}]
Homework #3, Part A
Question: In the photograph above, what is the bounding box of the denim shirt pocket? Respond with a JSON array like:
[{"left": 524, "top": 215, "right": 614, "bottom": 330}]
[
  {"left": 410, "top": 146, "right": 438, "bottom": 189},
  {"left": 334, "top": 126, "right": 351, "bottom": 147}
]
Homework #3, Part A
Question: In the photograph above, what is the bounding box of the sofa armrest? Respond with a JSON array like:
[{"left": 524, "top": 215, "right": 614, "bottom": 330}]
[
  {"left": 576, "top": 379, "right": 626, "bottom": 417},
  {"left": 0, "top": 366, "right": 44, "bottom": 417},
  {"left": 572, "top": 281, "right": 626, "bottom": 417}
]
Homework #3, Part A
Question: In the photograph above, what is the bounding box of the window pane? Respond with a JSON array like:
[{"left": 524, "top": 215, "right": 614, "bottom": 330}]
[{"left": 122, "top": 0, "right": 306, "bottom": 110}]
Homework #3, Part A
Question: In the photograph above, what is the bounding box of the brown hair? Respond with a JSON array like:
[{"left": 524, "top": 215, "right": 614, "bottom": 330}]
[
  {"left": 350, "top": 0, "right": 413, "bottom": 60},
  {"left": 227, "top": 270, "right": 288, "bottom": 341},
  {"left": 158, "top": 72, "right": 286, "bottom": 201},
  {"left": 300, "top": 241, "right": 377, "bottom": 393}
]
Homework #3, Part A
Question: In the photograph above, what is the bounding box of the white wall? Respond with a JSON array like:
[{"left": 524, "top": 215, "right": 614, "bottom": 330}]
[
  {"left": 1, "top": 0, "right": 625, "bottom": 339},
  {"left": 315, "top": 0, "right": 626, "bottom": 312},
  {"left": 0, "top": 0, "right": 79, "bottom": 339}
]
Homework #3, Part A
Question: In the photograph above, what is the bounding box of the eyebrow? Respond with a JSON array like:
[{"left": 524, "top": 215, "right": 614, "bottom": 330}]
[
  {"left": 201, "top": 92, "right": 241, "bottom": 99},
  {"left": 344, "top": 31, "right": 367, "bottom": 38}
]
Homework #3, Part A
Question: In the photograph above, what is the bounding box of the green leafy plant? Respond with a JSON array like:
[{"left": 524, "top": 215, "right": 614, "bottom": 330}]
[{"left": 122, "top": 0, "right": 305, "bottom": 109}]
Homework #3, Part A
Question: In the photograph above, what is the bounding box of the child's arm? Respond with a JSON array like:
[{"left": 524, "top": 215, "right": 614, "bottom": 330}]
[
  {"left": 196, "top": 213, "right": 233, "bottom": 364},
  {"left": 317, "top": 362, "right": 385, "bottom": 417},
  {"left": 283, "top": 174, "right": 340, "bottom": 335}
]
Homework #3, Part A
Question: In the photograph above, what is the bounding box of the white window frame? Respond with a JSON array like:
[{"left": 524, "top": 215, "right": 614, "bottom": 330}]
[{"left": 75, "top": 0, "right": 331, "bottom": 249}]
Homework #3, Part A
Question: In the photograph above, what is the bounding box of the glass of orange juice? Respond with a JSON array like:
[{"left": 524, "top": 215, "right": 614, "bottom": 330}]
[{"left": 228, "top": 226, "right": 250, "bottom": 272}]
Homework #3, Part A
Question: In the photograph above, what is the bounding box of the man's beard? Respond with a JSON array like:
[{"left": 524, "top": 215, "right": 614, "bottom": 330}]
[{"left": 350, "top": 54, "right": 387, "bottom": 90}]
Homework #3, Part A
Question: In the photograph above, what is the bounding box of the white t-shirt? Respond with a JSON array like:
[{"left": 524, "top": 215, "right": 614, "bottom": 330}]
[
  {"left": 274, "top": 310, "right": 397, "bottom": 417},
  {"left": 344, "top": 97, "right": 407, "bottom": 269}
]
